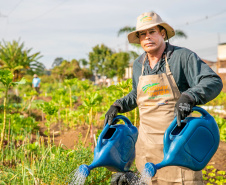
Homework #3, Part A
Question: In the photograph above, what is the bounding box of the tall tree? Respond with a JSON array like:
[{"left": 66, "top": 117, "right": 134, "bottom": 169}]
[
  {"left": 0, "top": 39, "right": 44, "bottom": 80},
  {"left": 51, "top": 59, "right": 92, "bottom": 81},
  {"left": 105, "top": 51, "right": 138, "bottom": 80},
  {"left": 52, "top": 57, "right": 64, "bottom": 68},
  {"left": 88, "top": 44, "right": 113, "bottom": 76}
]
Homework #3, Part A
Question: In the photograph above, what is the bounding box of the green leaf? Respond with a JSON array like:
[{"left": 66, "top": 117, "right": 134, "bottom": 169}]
[{"left": 11, "top": 77, "right": 26, "bottom": 86}]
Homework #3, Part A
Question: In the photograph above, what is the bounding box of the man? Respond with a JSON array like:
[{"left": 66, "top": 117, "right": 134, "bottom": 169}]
[
  {"left": 32, "top": 74, "right": 41, "bottom": 94},
  {"left": 105, "top": 12, "right": 223, "bottom": 185}
]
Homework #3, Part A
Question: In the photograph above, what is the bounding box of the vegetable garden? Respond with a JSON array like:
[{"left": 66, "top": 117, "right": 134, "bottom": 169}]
[
  {"left": 0, "top": 69, "right": 226, "bottom": 185},
  {"left": 1, "top": 37, "right": 226, "bottom": 184}
]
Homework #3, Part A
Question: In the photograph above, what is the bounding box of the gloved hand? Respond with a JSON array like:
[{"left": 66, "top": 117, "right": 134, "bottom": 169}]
[
  {"left": 104, "top": 105, "right": 121, "bottom": 127},
  {"left": 111, "top": 171, "right": 143, "bottom": 185},
  {"left": 111, "top": 172, "right": 127, "bottom": 185},
  {"left": 175, "top": 94, "right": 196, "bottom": 126}
]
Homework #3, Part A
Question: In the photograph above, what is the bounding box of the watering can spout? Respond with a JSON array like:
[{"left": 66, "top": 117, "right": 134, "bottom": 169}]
[
  {"left": 144, "top": 163, "right": 157, "bottom": 178},
  {"left": 78, "top": 164, "right": 91, "bottom": 177}
]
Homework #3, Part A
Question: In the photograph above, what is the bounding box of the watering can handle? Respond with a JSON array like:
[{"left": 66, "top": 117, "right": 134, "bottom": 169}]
[
  {"left": 176, "top": 106, "right": 209, "bottom": 127},
  {"left": 164, "top": 106, "right": 209, "bottom": 152},
  {"left": 97, "top": 115, "right": 133, "bottom": 151},
  {"left": 113, "top": 115, "right": 133, "bottom": 128},
  {"left": 192, "top": 106, "right": 210, "bottom": 118}
]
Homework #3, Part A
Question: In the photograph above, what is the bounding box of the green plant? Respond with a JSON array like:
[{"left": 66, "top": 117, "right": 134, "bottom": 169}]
[
  {"left": 107, "top": 79, "right": 139, "bottom": 126},
  {"left": 0, "top": 70, "right": 26, "bottom": 150},
  {"left": 81, "top": 91, "right": 103, "bottom": 145},
  {"left": 63, "top": 78, "right": 78, "bottom": 110},
  {"left": 37, "top": 101, "right": 59, "bottom": 135},
  {"left": 213, "top": 115, "right": 226, "bottom": 142},
  {"left": 203, "top": 166, "right": 226, "bottom": 185},
  {"left": 0, "top": 135, "right": 112, "bottom": 184},
  {"left": 206, "top": 91, "right": 226, "bottom": 109}
]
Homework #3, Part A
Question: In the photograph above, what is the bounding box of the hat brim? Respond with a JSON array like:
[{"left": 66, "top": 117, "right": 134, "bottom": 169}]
[{"left": 127, "top": 22, "right": 175, "bottom": 44}]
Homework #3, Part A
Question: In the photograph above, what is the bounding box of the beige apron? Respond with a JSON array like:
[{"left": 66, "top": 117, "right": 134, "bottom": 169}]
[{"left": 135, "top": 55, "right": 203, "bottom": 185}]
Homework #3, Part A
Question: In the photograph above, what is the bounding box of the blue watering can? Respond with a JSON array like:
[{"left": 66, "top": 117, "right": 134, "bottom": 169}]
[
  {"left": 79, "top": 115, "right": 138, "bottom": 177},
  {"left": 145, "top": 106, "right": 220, "bottom": 177}
]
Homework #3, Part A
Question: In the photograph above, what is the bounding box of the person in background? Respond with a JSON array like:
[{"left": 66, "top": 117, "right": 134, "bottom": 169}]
[
  {"left": 105, "top": 11, "right": 223, "bottom": 185},
  {"left": 32, "top": 74, "right": 41, "bottom": 94}
]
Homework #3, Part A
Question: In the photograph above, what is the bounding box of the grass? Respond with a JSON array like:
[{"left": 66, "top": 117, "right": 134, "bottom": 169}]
[{"left": 0, "top": 133, "right": 111, "bottom": 185}]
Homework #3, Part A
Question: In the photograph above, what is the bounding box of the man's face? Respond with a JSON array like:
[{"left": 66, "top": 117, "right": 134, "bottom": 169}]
[{"left": 138, "top": 26, "right": 165, "bottom": 53}]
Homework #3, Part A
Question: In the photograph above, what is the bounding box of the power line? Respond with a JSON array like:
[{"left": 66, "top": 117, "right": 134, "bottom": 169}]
[
  {"left": 175, "top": 10, "right": 226, "bottom": 28},
  {"left": 7, "top": 0, "right": 24, "bottom": 16},
  {"left": 19, "top": 0, "right": 69, "bottom": 23}
]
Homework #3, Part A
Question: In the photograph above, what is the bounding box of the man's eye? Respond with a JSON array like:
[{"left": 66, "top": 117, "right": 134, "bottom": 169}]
[
  {"left": 149, "top": 31, "right": 155, "bottom": 34},
  {"left": 140, "top": 32, "right": 146, "bottom": 35}
]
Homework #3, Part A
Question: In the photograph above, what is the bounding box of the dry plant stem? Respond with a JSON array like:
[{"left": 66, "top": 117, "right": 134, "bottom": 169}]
[
  {"left": 0, "top": 87, "right": 8, "bottom": 151},
  {"left": 8, "top": 119, "right": 11, "bottom": 147},
  {"left": 27, "top": 95, "right": 35, "bottom": 116},
  {"left": 69, "top": 87, "right": 72, "bottom": 110},
  {"left": 134, "top": 107, "right": 137, "bottom": 127},
  {"left": 66, "top": 109, "right": 68, "bottom": 124},
  {"left": 84, "top": 107, "right": 93, "bottom": 146},
  {"left": 90, "top": 124, "right": 94, "bottom": 152}
]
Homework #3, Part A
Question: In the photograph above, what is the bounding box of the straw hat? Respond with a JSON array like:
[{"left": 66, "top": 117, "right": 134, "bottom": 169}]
[
  {"left": 33, "top": 74, "right": 38, "bottom": 78},
  {"left": 128, "top": 12, "right": 175, "bottom": 44}
]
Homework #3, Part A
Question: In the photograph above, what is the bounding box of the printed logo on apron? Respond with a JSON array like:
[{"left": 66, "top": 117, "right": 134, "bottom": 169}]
[{"left": 142, "top": 81, "right": 171, "bottom": 100}]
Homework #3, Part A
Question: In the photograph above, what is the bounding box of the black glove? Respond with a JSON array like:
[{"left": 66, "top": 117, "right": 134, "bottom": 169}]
[
  {"left": 175, "top": 94, "right": 196, "bottom": 126},
  {"left": 111, "top": 172, "right": 127, "bottom": 185},
  {"left": 104, "top": 105, "right": 121, "bottom": 127},
  {"left": 111, "top": 171, "right": 144, "bottom": 185}
]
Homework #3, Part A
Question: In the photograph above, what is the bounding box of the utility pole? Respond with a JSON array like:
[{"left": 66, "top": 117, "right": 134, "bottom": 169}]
[{"left": 218, "top": 33, "right": 221, "bottom": 44}]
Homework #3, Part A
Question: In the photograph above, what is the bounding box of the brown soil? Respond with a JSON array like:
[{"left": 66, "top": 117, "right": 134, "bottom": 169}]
[
  {"left": 33, "top": 96, "right": 226, "bottom": 177},
  {"left": 35, "top": 96, "right": 52, "bottom": 102},
  {"left": 38, "top": 121, "right": 100, "bottom": 149},
  {"left": 208, "top": 141, "right": 226, "bottom": 171},
  {"left": 38, "top": 121, "right": 226, "bottom": 172}
]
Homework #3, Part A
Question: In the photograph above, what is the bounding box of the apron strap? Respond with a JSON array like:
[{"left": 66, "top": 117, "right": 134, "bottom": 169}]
[
  {"left": 165, "top": 55, "right": 171, "bottom": 75},
  {"left": 141, "top": 54, "right": 148, "bottom": 74}
]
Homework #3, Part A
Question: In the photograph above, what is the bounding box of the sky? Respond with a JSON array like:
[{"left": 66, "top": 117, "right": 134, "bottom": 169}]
[{"left": 0, "top": 0, "right": 226, "bottom": 69}]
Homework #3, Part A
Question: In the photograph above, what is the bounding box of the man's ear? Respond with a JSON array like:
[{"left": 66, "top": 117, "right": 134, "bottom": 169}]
[{"left": 161, "top": 30, "right": 166, "bottom": 39}]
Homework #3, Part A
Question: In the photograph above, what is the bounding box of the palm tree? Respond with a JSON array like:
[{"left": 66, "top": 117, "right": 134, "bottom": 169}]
[
  {"left": 117, "top": 26, "right": 136, "bottom": 37},
  {"left": 0, "top": 39, "right": 44, "bottom": 80},
  {"left": 174, "top": 30, "right": 187, "bottom": 39}
]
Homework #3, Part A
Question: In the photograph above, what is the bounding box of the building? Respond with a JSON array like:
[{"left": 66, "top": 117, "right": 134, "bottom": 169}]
[
  {"left": 202, "top": 59, "right": 217, "bottom": 73},
  {"left": 124, "top": 62, "right": 133, "bottom": 79},
  {"left": 217, "top": 43, "right": 226, "bottom": 81}
]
